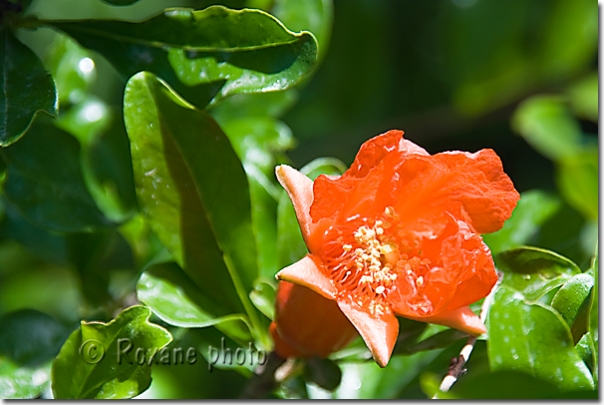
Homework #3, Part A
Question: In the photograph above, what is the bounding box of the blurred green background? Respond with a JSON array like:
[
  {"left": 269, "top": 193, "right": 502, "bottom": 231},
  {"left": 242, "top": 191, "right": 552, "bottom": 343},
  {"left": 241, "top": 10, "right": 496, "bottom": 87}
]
[{"left": 0, "top": 0, "right": 597, "bottom": 399}]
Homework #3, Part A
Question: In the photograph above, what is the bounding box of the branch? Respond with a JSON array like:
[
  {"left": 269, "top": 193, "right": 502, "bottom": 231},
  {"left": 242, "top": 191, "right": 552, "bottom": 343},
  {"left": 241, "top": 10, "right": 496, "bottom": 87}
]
[{"left": 432, "top": 273, "right": 501, "bottom": 399}]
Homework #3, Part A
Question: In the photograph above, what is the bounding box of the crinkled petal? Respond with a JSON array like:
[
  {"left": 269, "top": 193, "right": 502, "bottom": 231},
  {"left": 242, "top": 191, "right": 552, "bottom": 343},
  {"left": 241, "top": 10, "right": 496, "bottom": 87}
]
[
  {"left": 405, "top": 306, "right": 487, "bottom": 336},
  {"left": 387, "top": 214, "right": 497, "bottom": 318},
  {"left": 276, "top": 164, "right": 315, "bottom": 243},
  {"left": 393, "top": 149, "right": 519, "bottom": 234},
  {"left": 337, "top": 298, "right": 398, "bottom": 367},
  {"left": 276, "top": 255, "right": 337, "bottom": 300}
]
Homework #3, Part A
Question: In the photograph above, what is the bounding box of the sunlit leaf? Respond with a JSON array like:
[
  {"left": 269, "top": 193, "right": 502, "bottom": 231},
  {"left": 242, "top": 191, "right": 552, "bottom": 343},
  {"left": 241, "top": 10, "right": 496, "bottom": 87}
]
[
  {"left": 495, "top": 246, "right": 581, "bottom": 301},
  {"left": 1, "top": 119, "right": 114, "bottom": 232},
  {"left": 0, "top": 356, "right": 50, "bottom": 399},
  {"left": 0, "top": 29, "right": 57, "bottom": 146},
  {"left": 48, "top": 6, "right": 318, "bottom": 108},
  {"left": 137, "top": 262, "right": 252, "bottom": 343},
  {"left": 124, "top": 72, "right": 264, "bottom": 340},
  {"left": 550, "top": 273, "right": 593, "bottom": 328},
  {"left": 51, "top": 306, "right": 172, "bottom": 399},
  {"left": 487, "top": 285, "right": 593, "bottom": 391},
  {"left": 449, "top": 369, "right": 596, "bottom": 399}
]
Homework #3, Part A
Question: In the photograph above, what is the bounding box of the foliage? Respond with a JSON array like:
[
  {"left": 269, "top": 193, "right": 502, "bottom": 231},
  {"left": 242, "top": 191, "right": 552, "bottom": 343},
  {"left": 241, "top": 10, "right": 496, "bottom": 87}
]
[{"left": 0, "top": 0, "right": 597, "bottom": 399}]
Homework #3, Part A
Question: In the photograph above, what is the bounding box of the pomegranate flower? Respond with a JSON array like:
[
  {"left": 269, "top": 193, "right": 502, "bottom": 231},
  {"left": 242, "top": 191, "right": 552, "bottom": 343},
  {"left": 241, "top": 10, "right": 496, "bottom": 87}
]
[{"left": 270, "top": 130, "right": 519, "bottom": 367}]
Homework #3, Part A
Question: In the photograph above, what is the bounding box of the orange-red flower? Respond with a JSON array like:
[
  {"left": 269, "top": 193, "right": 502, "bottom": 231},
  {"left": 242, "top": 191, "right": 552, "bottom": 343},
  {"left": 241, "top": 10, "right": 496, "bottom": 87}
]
[{"left": 270, "top": 130, "right": 519, "bottom": 367}]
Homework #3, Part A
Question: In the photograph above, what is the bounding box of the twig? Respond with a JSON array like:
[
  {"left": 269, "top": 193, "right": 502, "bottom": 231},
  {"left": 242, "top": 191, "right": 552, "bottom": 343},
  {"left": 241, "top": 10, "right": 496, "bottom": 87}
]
[
  {"left": 432, "top": 273, "right": 501, "bottom": 399},
  {"left": 239, "top": 351, "right": 286, "bottom": 399}
]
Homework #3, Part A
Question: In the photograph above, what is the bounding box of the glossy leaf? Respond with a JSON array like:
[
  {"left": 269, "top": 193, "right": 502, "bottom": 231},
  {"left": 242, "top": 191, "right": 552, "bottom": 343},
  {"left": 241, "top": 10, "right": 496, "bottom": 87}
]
[
  {"left": 43, "top": 33, "right": 96, "bottom": 106},
  {"left": 483, "top": 190, "right": 561, "bottom": 254},
  {"left": 48, "top": 6, "right": 318, "bottom": 108},
  {"left": 512, "top": 96, "right": 582, "bottom": 161},
  {"left": 0, "top": 29, "right": 57, "bottom": 146},
  {"left": 137, "top": 262, "right": 252, "bottom": 343},
  {"left": 550, "top": 273, "right": 593, "bottom": 328},
  {"left": 1, "top": 119, "right": 114, "bottom": 232},
  {"left": 0, "top": 357, "right": 51, "bottom": 399},
  {"left": 495, "top": 246, "right": 581, "bottom": 301},
  {"left": 449, "top": 369, "right": 595, "bottom": 399},
  {"left": 124, "top": 72, "right": 259, "bottom": 325},
  {"left": 587, "top": 245, "right": 598, "bottom": 381},
  {"left": 487, "top": 285, "right": 593, "bottom": 391},
  {"left": 51, "top": 306, "right": 172, "bottom": 399}
]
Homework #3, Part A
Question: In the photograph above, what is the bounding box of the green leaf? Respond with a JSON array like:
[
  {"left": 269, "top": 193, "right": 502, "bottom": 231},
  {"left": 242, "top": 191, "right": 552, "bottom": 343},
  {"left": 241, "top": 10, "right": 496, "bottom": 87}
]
[
  {"left": 0, "top": 200, "right": 69, "bottom": 265},
  {"left": 0, "top": 29, "right": 57, "bottom": 146},
  {"left": 449, "top": 369, "right": 594, "bottom": 399},
  {"left": 67, "top": 230, "right": 134, "bottom": 307},
  {"left": 495, "top": 246, "right": 581, "bottom": 301},
  {"left": 51, "top": 306, "right": 172, "bottom": 399},
  {"left": 249, "top": 279, "right": 276, "bottom": 320},
  {"left": 394, "top": 328, "right": 467, "bottom": 356},
  {"left": 512, "top": 95, "right": 582, "bottom": 161},
  {"left": 0, "top": 356, "right": 51, "bottom": 399},
  {"left": 209, "top": 90, "right": 298, "bottom": 122},
  {"left": 1, "top": 119, "right": 114, "bottom": 232},
  {"left": 136, "top": 262, "right": 252, "bottom": 343},
  {"left": 124, "top": 72, "right": 263, "bottom": 340},
  {"left": 48, "top": 6, "right": 318, "bottom": 108},
  {"left": 587, "top": 244, "right": 598, "bottom": 381},
  {"left": 220, "top": 117, "right": 294, "bottom": 175},
  {"left": 43, "top": 33, "right": 96, "bottom": 106},
  {"left": 483, "top": 190, "right": 561, "bottom": 254},
  {"left": 487, "top": 285, "right": 593, "bottom": 391},
  {"left": 567, "top": 73, "right": 598, "bottom": 122},
  {"left": 550, "top": 273, "right": 593, "bottom": 328},
  {"left": 304, "top": 357, "right": 341, "bottom": 391},
  {"left": 219, "top": 117, "right": 294, "bottom": 278},
  {"left": 0, "top": 309, "right": 70, "bottom": 368},
  {"left": 100, "top": 0, "right": 140, "bottom": 5},
  {"left": 557, "top": 146, "right": 598, "bottom": 221},
  {"left": 272, "top": 0, "right": 334, "bottom": 62}
]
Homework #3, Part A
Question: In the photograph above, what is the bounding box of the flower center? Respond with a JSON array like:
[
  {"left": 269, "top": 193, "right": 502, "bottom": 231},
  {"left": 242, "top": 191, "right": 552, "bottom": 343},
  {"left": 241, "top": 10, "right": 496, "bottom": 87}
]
[{"left": 320, "top": 207, "right": 410, "bottom": 315}]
